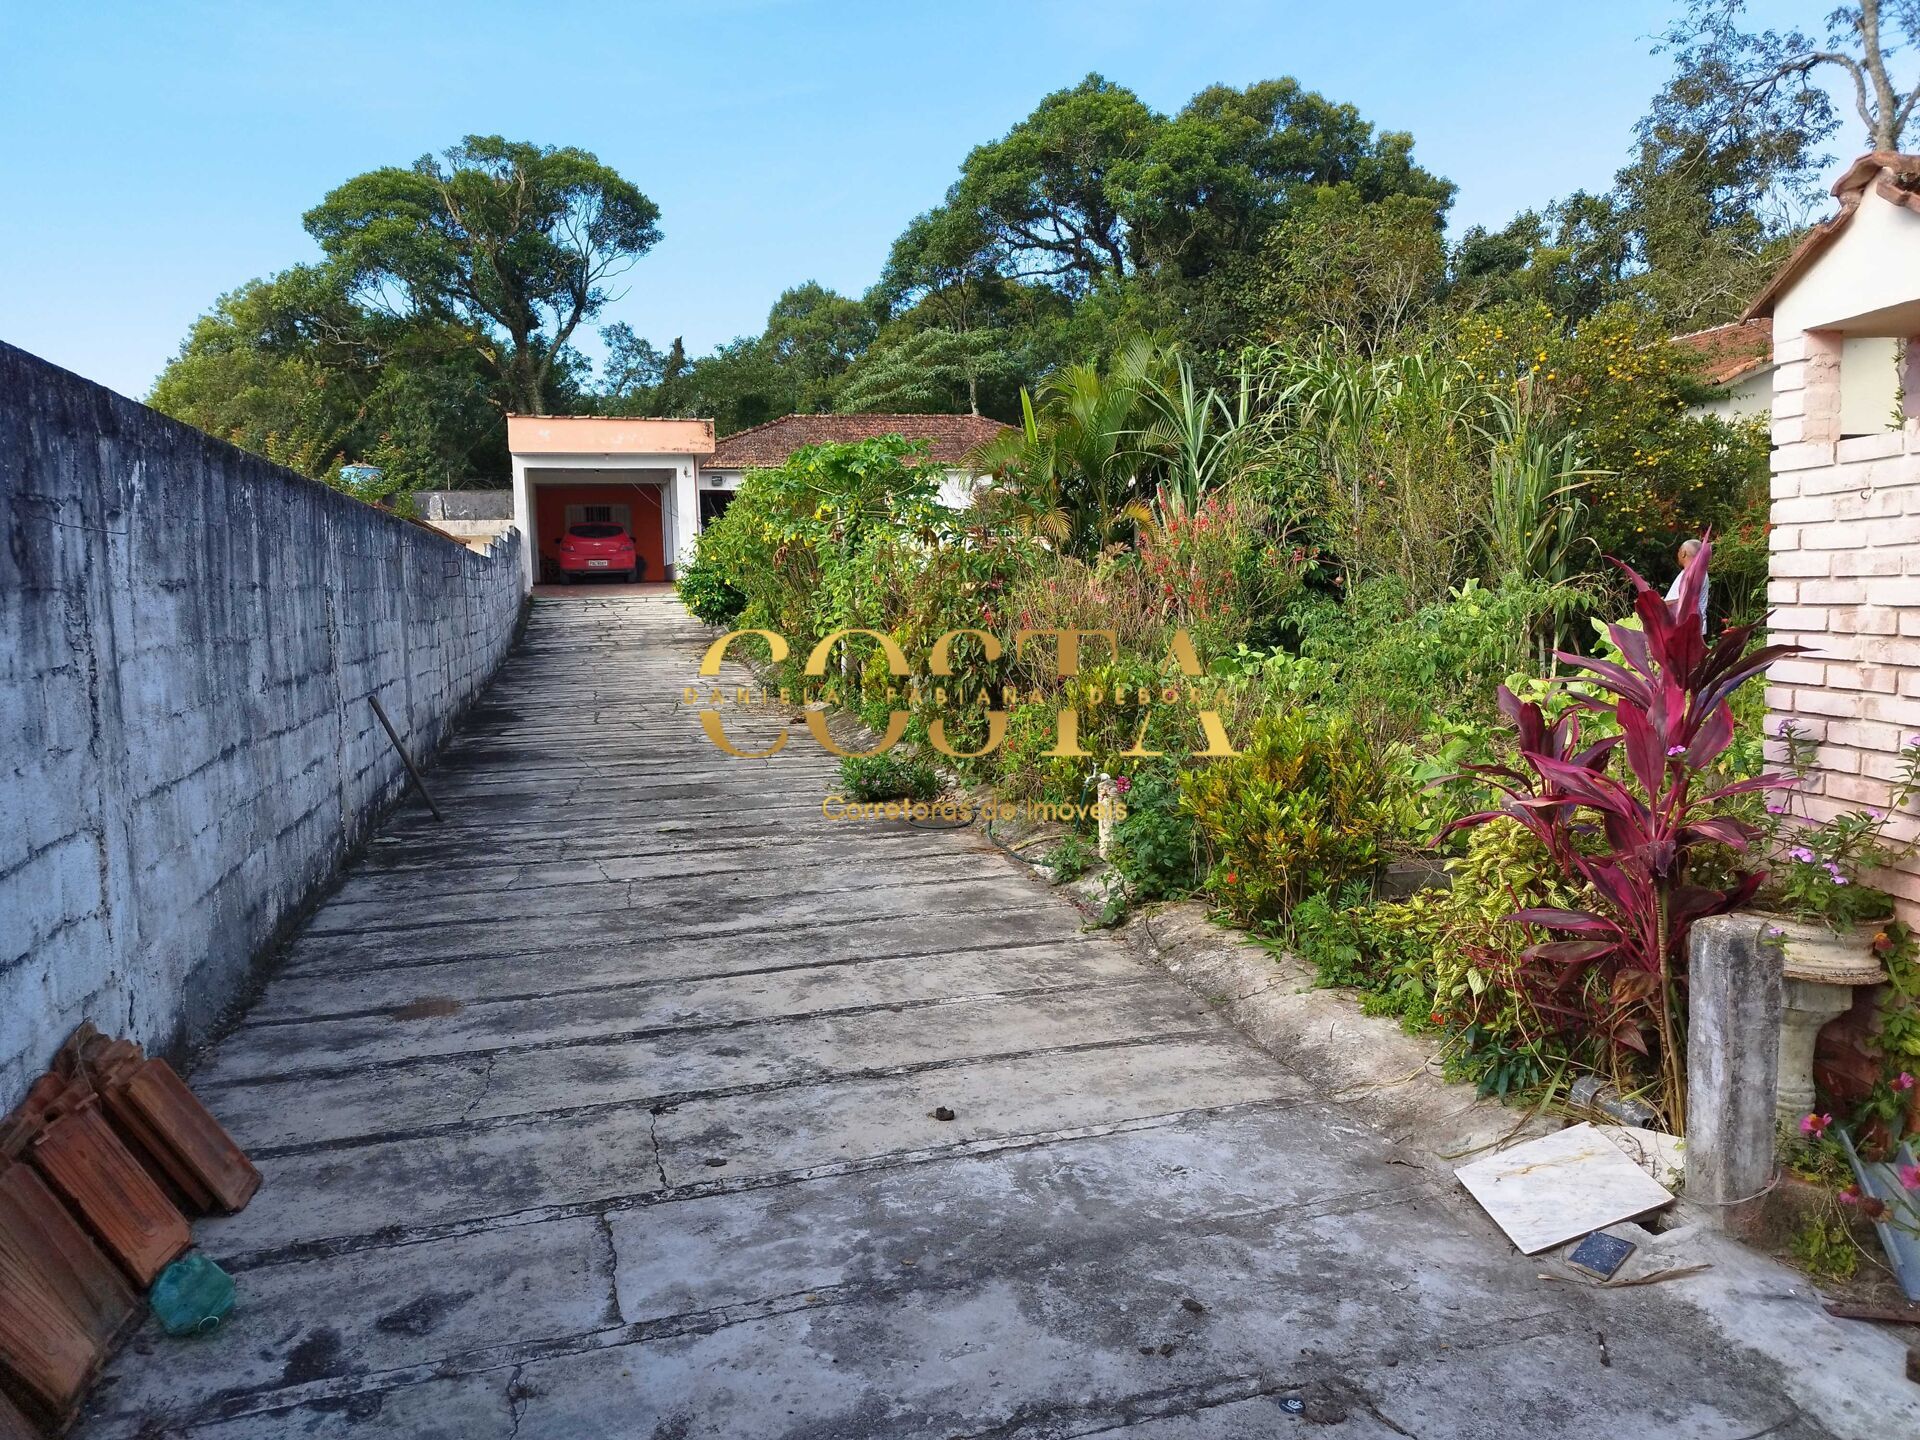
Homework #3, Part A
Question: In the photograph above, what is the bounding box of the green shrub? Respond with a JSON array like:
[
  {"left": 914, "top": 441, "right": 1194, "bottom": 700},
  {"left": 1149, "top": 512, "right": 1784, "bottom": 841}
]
[
  {"left": 675, "top": 544, "right": 746, "bottom": 625},
  {"left": 1181, "top": 708, "right": 1403, "bottom": 925},
  {"left": 1047, "top": 832, "right": 1095, "bottom": 881},
  {"left": 838, "top": 751, "right": 939, "bottom": 802},
  {"left": 1108, "top": 769, "right": 1197, "bottom": 900},
  {"left": 1288, "top": 885, "right": 1378, "bottom": 988}
]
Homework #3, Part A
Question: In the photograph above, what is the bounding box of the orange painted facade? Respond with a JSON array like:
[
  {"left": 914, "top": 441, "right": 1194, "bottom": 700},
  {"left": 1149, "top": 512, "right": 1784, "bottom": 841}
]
[{"left": 507, "top": 415, "right": 714, "bottom": 456}]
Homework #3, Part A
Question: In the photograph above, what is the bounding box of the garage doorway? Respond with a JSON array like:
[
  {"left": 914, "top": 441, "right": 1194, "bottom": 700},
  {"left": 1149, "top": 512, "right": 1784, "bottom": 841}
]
[{"left": 534, "top": 482, "right": 666, "bottom": 583}]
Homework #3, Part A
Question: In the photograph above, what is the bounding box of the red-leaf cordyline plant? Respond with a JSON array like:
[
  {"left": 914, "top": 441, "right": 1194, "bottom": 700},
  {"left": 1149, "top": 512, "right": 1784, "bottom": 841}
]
[{"left": 1443, "top": 542, "right": 1805, "bottom": 1129}]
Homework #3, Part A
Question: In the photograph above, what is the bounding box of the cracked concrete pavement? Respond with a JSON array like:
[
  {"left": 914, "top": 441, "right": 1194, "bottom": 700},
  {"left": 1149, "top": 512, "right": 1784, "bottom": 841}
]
[{"left": 74, "top": 589, "right": 1847, "bottom": 1440}]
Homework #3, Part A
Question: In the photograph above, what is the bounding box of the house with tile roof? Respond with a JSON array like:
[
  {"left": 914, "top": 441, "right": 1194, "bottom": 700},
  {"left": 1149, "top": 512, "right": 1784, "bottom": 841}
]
[
  {"left": 506, "top": 411, "right": 1008, "bottom": 589},
  {"left": 1672, "top": 318, "right": 1777, "bottom": 422}
]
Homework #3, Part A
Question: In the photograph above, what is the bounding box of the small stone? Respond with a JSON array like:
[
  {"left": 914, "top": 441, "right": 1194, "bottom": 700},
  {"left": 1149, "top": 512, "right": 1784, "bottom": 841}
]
[
  {"left": 930, "top": 1107, "right": 956, "bottom": 1122},
  {"left": 1179, "top": 1297, "right": 1206, "bottom": 1315},
  {"left": 703, "top": 1157, "right": 727, "bottom": 1168}
]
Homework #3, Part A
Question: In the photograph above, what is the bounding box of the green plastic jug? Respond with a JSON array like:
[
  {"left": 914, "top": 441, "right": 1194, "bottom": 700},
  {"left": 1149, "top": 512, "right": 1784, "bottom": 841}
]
[{"left": 150, "top": 1252, "right": 235, "bottom": 1336}]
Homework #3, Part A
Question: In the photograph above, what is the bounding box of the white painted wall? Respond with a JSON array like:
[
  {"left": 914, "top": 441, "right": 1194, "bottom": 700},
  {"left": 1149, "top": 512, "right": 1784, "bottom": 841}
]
[
  {"left": 1693, "top": 368, "right": 1775, "bottom": 423},
  {"left": 1774, "top": 183, "right": 1920, "bottom": 336}
]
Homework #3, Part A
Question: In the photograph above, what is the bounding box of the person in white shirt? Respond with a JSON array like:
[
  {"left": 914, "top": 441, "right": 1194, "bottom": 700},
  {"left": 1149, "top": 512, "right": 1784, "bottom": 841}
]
[{"left": 1664, "top": 537, "right": 1708, "bottom": 631}]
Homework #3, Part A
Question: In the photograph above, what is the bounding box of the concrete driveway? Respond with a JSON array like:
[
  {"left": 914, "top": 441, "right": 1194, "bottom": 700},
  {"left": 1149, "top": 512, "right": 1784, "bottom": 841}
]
[{"left": 77, "top": 592, "right": 1833, "bottom": 1439}]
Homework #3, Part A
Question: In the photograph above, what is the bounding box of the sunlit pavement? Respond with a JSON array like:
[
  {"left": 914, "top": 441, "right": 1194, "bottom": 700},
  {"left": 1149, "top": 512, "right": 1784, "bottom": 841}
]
[{"left": 76, "top": 591, "right": 1833, "bottom": 1439}]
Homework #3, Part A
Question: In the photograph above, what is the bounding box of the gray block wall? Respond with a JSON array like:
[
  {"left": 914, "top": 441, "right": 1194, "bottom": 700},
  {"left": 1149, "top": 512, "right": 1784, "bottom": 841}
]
[{"left": 0, "top": 342, "right": 526, "bottom": 1108}]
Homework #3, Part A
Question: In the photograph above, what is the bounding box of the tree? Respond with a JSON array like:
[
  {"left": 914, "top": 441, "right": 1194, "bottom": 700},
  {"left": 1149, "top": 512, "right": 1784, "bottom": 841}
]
[
  {"left": 972, "top": 337, "right": 1171, "bottom": 556},
  {"left": 1121, "top": 80, "right": 1454, "bottom": 283},
  {"left": 759, "top": 282, "right": 874, "bottom": 412},
  {"left": 149, "top": 265, "right": 508, "bottom": 490},
  {"left": 1654, "top": 0, "right": 1918, "bottom": 156},
  {"left": 1233, "top": 185, "right": 1446, "bottom": 351},
  {"left": 944, "top": 74, "right": 1157, "bottom": 292},
  {"left": 837, "top": 326, "right": 1017, "bottom": 415},
  {"left": 305, "top": 135, "right": 661, "bottom": 416},
  {"left": 598, "top": 285, "right": 872, "bottom": 432}
]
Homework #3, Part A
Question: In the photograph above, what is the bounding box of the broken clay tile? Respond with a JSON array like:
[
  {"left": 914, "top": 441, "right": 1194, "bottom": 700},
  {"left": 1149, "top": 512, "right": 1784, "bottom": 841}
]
[
  {"left": 99, "top": 1084, "right": 216, "bottom": 1216},
  {"left": 0, "top": 1161, "right": 138, "bottom": 1349},
  {"left": 0, "top": 1387, "right": 36, "bottom": 1440},
  {"left": 113, "top": 1060, "right": 259, "bottom": 1214},
  {"left": 0, "top": 1168, "right": 115, "bottom": 1424},
  {"left": 28, "top": 1104, "right": 190, "bottom": 1287}
]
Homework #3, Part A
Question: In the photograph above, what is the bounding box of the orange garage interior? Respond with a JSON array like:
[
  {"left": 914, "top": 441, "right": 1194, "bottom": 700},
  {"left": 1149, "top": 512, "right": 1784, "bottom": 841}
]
[{"left": 534, "top": 482, "right": 667, "bottom": 581}]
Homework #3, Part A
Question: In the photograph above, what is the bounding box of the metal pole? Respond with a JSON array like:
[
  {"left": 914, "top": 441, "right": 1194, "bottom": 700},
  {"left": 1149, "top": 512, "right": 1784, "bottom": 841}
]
[{"left": 368, "top": 696, "right": 444, "bottom": 823}]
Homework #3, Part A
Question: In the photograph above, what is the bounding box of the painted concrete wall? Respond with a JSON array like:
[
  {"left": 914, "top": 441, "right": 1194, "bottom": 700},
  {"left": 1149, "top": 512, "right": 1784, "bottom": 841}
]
[
  {"left": 416, "top": 490, "right": 513, "bottom": 521},
  {"left": 1773, "top": 183, "right": 1920, "bottom": 338},
  {"left": 1, "top": 342, "right": 526, "bottom": 1108},
  {"left": 1764, "top": 329, "right": 1920, "bottom": 921},
  {"left": 1692, "top": 368, "right": 1775, "bottom": 424}
]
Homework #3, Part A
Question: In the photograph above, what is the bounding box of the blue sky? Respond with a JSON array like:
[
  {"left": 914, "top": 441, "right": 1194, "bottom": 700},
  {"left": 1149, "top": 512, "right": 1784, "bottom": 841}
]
[{"left": 0, "top": 0, "right": 1837, "bottom": 401}]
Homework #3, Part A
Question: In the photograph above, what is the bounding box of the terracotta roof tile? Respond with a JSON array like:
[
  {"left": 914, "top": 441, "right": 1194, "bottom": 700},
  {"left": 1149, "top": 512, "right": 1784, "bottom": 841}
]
[
  {"left": 1745, "top": 151, "right": 1920, "bottom": 319},
  {"left": 1671, "top": 318, "right": 1773, "bottom": 386},
  {"left": 705, "top": 413, "right": 1009, "bottom": 470}
]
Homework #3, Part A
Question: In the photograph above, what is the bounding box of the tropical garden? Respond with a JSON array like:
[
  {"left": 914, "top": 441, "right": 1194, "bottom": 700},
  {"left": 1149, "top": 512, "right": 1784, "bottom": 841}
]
[
  {"left": 147, "top": 1, "right": 1920, "bottom": 1253},
  {"left": 668, "top": 1, "right": 1920, "bottom": 1182}
]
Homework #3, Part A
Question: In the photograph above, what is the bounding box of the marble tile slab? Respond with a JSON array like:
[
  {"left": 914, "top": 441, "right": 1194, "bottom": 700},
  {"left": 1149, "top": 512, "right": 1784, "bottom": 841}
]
[{"left": 1455, "top": 1122, "right": 1674, "bottom": 1254}]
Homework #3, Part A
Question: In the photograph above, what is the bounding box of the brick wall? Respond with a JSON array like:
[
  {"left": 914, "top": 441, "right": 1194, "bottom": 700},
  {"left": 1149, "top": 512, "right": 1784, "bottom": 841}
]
[
  {"left": 1764, "top": 328, "right": 1920, "bottom": 918},
  {"left": 0, "top": 343, "right": 525, "bottom": 1108}
]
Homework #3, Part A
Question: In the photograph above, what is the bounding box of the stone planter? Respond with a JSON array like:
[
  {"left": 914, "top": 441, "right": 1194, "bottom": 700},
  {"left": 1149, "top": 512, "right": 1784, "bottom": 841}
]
[{"left": 1755, "top": 916, "right": 1889, "bottom": 1127}]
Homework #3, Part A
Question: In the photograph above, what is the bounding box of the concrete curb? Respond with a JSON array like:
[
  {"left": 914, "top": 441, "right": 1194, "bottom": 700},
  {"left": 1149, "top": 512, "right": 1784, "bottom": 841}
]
[{"left": 1117, "top": 900, "right": 1558, "bottom": 1174}]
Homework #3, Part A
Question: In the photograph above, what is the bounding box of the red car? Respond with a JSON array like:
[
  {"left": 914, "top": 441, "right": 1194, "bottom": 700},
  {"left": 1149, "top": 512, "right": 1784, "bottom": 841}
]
[{"left": 553, "top": 523, "right": 642, "bottom": 582}]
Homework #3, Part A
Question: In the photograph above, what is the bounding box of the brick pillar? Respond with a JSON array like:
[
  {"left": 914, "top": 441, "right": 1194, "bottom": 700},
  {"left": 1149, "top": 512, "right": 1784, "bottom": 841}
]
[{"left": 1770, "top": 328, "right": 1842, "bottom": 452}]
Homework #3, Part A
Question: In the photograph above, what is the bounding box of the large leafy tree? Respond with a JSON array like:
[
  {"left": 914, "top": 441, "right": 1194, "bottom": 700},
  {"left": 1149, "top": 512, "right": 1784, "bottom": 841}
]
[
  {"left": 916, "top": 74, "right": 1452, "bottom": 307},
  {"left": 305, "top": 135, "right": 661, "bottom": 416},
  {"left": 760, "top": 282, "right": 875, "bottom": 412},
  {"left": 149, "top": 265, "right": 507, "bottom": 491},
  {"left": 946, "top": 74, "right": 1157, "bottom": 292},
  {"left": 1228, "top": 185, "right": 1448, "bottom": 352},
  {"left": 598, "top": 283, "right": 872, "bottom": 433},
  {"left": 1121, "top": 80, "right": 1454, "bottom": 283}
]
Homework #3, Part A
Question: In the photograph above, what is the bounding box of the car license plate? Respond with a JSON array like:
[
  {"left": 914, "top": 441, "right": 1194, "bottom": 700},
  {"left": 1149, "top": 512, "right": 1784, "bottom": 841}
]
[{"left": 587, "top": 559, "right": 609, "bottom": 568}]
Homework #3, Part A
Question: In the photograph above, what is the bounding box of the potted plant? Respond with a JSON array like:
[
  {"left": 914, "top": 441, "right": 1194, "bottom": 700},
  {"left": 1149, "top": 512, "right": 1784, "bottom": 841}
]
[{"left": 1751, "top": 725, "right": 1920, "bottom": 1126}]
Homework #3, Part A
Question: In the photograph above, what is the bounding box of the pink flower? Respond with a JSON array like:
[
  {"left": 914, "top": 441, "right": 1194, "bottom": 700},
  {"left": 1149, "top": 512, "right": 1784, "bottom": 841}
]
[
  {"left": 1900, "top": 1164, "right": 1920, "bottom": 1191},
  {"left": 1666, "top": 744, "right": 1686, "bottom": 757},
  {"left": 1765, "top": 802, "right": 1787, "bottom": 815},
  {"left": 1895, "top": 1072, "right": 1915, "bottom": 1091},
  {"left": 1788, "top": 846, "right": 1815, "bottom": 863},
  {"left": 1839, "top": 1185, "right": 1860, "bottom": 1206},
  {"left": 1800, "top": 1112, "right": 1832, "bottom": 1138},
  {"left": 1112, "top": 776, "right": 1132, "bottom": 795}
]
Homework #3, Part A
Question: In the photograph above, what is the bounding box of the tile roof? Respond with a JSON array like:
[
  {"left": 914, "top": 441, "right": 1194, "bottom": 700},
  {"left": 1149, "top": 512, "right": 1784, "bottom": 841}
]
[
  {"left": 1671, "top": 318, "right": 1773, "bottom": 386},
  {"left": 1744, "top": 151, "right": 1920, "bottom": 319},
  {"left": 704, "top": 413, "right": 1010, "bottom": 470}
]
